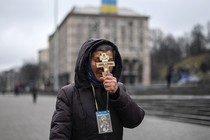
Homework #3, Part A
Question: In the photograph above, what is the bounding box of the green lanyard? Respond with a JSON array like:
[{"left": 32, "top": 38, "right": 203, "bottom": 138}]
[{"left": 90, "top": 83, "right": 109, "bottom": 111}]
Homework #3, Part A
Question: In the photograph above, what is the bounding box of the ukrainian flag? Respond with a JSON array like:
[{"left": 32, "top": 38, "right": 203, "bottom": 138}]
[{"left": 101, "top": 0, "right": 118, "bottom": 13}]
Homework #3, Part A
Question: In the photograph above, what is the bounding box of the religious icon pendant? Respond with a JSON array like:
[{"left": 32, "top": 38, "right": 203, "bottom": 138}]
[{"left": 96, "top": 110, "right": 113, "bottom": 134}]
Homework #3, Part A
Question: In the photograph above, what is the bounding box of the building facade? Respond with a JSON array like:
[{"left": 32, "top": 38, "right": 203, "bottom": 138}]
[
  {"left": 48, "top": 6, "right": 150, "bottom": 89},
  {"left": 38, "top": 48, "right": 50, "bottom": 91},
  {"left": 0, "top": 68, "right": 19, "bottom": 93}
]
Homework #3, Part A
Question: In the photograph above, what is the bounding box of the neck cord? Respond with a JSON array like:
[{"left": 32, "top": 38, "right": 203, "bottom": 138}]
[{"left": 90, "top": 83, "right": 109, "bottom": 111}]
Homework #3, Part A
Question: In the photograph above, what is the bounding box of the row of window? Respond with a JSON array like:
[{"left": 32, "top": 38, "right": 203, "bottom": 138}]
[{"left": 73, "top": 17, "right": 145, "bottom": 48}]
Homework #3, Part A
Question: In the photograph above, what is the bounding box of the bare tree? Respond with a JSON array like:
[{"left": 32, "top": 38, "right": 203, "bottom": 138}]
[
  {"left": 206, "top": 21, "right": 210, "bottom": 49},
  {"left": 19, "top": 63, "right": 39, "bottom": 86},
  {"left": 189, "top": 24, "right": 206, "bottom": 55},
  {"left": 150, "top": 29, "right": 164, "bottom": 80},
  {"left": 177, "top": 33, "right": 191, "bottom": 57}
]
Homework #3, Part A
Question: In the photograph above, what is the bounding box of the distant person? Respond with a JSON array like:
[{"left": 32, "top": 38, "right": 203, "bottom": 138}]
[
  {"left": 31, "top": 84, "right": 38, "bottom": 103},
  {"left": 1, "top": 88, "right": 5, "bottom": 95},
  {"left": 14, "top": 82, "right": 20, "bottom": 95},
  {"left": 49, "top": 38, "right": 145, "bottom": 140},
  {"left": 166, "top": 65, "right": 174, "bottom": 88}
]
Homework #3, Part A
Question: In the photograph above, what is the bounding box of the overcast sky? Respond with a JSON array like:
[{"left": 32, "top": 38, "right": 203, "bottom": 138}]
[{"left": 0, "top": 0, "right": 209, "bottom": 72}]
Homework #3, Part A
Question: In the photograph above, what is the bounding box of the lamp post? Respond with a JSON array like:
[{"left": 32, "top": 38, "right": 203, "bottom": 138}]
[{"left": 53, "top": 0, "right": 59, "bottom": 91}]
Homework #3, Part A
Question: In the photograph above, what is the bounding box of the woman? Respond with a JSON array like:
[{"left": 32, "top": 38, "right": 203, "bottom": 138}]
[{"left": 50, "top": 38, "right": 145, "bottom": 140}]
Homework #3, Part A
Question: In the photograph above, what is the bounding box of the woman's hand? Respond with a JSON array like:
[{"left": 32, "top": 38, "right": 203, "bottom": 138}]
[{"left": 100, "top": 74, "right": 118, "bottom": 94}]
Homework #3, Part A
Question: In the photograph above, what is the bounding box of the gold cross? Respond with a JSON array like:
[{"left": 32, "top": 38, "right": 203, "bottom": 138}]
[{"left": 96, "top": 53, "right": 115, "bottom": 77}]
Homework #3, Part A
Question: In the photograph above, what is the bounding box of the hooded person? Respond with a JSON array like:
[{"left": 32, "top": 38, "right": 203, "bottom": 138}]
[{"left": 50, "top": 38, "right": 145, "bottom": 140}]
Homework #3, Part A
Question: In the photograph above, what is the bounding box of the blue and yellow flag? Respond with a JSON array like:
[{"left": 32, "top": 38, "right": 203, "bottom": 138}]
[{"left": 101, "top": 0, "right": 118, "bottom": 13}]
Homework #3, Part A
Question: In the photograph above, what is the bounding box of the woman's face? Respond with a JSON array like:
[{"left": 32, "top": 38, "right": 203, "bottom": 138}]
[{"left": 91, "top": 50, "right": 114, "bottom": 81}]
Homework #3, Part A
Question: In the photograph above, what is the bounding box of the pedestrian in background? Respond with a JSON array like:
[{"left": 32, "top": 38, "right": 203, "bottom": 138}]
[
  {"left": 14, "top": 82, "right": 20, "bottom": 96},
  {"left": 31, "top": 83, "right": 38, "bottom": 104},
  {"left": 166, "top": 65, "right": 174, "bottom": 88},
  {"left": 49, "top": 38, "right": 145, "bottom": 140}
]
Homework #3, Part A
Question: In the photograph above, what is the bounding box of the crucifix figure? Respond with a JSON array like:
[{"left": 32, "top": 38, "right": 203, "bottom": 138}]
[{"left": 96, "top": 53, "right": 115, "bottom": 77}]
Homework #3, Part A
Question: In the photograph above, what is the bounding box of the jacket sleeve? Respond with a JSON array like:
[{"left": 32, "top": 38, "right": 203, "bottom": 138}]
[
  {"left": 109, "top": 82, "right": 145, "bottom": 128},
  {"left": 49, "top": 85, "right": 74, "bottom": 140}
]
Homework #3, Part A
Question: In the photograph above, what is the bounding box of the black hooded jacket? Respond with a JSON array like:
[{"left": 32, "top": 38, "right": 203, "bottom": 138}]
[{"left": 50, "top": 38, "right": 145, "bottom": 140}]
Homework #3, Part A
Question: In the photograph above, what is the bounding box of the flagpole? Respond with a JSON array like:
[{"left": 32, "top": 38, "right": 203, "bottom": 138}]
[{"left": 53, "top": 0, "right": 59, "bottom": 91}]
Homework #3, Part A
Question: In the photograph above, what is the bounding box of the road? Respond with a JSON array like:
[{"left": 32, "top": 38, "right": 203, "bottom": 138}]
[{"left": 0, "top": 93, "right": 210, "bottom": 140}]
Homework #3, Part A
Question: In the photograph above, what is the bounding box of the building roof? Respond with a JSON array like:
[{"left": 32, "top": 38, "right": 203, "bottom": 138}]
[
  {"left": 49, "top": 6, "right": 149, "bottom": 38},
  {"left": 72, "top": 6, "right": 143, "bottom": 17}
]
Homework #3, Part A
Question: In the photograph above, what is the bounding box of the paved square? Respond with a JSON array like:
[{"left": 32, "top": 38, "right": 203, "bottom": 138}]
[{"left": 0, "top": 94, "right": 210, "bottom": 140}]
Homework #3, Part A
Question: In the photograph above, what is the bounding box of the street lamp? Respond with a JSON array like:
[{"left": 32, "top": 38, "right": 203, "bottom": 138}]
[{"left": 53, "top": 0, "right": 59, "bottom": 91}]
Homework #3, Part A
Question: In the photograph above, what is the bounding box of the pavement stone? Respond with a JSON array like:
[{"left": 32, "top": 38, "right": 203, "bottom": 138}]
[
  {"left": 0, "top": 93, "right": 210, "bottom": 140},
  {"left": 0, "top": 94, "right": 56, "bottom": 140}
]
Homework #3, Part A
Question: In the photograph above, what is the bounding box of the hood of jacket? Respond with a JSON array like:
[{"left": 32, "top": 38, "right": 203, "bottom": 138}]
[{"left": 74, "top": 38, "right": 122, "bottom": 88}]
